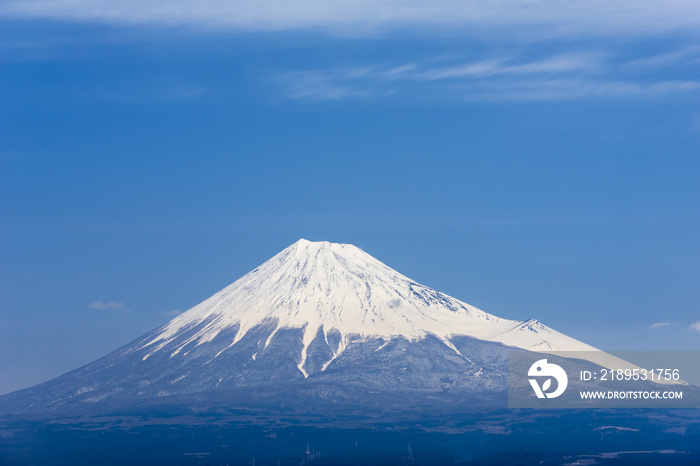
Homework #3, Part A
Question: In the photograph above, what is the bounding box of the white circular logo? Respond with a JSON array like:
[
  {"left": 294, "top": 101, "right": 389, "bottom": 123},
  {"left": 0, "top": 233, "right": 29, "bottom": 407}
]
[{"left": 528, "top": 359, "right": 568, "bottom": 399}]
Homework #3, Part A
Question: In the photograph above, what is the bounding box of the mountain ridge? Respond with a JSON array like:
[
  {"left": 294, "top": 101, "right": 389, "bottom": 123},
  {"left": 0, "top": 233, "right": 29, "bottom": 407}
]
[{"left": 139, "top": 239, "right": 598, "bottom": 379}]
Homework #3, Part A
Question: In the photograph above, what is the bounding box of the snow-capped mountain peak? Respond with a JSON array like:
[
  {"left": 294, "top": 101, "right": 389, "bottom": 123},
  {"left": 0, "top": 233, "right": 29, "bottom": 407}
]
[
  {"left": 140, "top": 239, "right": 596, "bottom": 377},
  {"left": 6, "top": 239, "right": 655, "bottom": 418}
]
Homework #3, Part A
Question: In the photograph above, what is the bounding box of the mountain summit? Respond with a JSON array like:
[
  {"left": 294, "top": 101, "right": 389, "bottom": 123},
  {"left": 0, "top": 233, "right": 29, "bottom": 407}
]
[
  {"left": 145, "top": 239, "right": 595, "bottom": 378},
  {"left": 1, "top": 239, "right": 598, "bottom": 415}
]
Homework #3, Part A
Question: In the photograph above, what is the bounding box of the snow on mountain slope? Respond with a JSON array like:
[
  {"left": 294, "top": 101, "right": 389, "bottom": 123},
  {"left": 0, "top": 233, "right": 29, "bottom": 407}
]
[
  {"left": 140, "top": 239, "right": 598, "bottom": 377},
  {"left": 4, "top": 239, "right": 661, "bottom": 417}
]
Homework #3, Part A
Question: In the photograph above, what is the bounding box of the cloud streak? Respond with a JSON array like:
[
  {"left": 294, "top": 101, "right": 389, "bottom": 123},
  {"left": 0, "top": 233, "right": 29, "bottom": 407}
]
[
  {"left": 273, "top": 51, "right": 700, "bottom": 102},
  {"left": 88, "top": 301, "right": 130, "bottom": 313},
  {"left": 277, "top": 70, "right": 372, "bottom": 101},
  {"left": 1, "top": 1, "right": 700, "bottom": 38},
  {"left": 690, "top": 322, "right": 700, "bottom": 332},
  {"left": 650, "top": 322, "right": 671, "bottom": 329},
  {"left": 414, "top": 54, "right": 603, "bottom": 81}
]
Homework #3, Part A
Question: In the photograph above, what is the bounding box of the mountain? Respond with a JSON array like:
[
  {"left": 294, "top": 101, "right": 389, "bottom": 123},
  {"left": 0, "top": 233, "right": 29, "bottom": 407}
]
[{"left": 1, "top": 239, "right": 599, "bottom": 415}]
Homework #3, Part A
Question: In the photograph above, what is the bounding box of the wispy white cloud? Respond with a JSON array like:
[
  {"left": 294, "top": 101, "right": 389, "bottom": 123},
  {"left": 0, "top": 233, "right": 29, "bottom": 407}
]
[
  {"left": 1, "top": 1, "right": 699, "bottom": 38},
  {"left": 456, "top": 79, "right": 700, "bottom": 102},
  {"left": 624, "top": 46, "right": 700, "bottom": 70},
  {"left": 88, "top": 301, "right": 130, "bottom": 313},
  {"left": 161, "top": 309, "right": 182, "bottom": 317},
  {"left": 272, "top": 52, "right": 700, "bottom": 102},
  {"left": 690, "top": 321, "right": 700, "bottom": 332},
  {"left": 275, "top": 70, "right": 373, "bottom": 101},
  {"left": 650, "top": 322, "right": 671, "bottom": 329},
  {"left": 416, "top": 54, "right": 603, "bottom": 81},
  {"left": 92, "top": 81, "right": 207, "bottom": 103},
  {"left": 416, "top": 60, "right": 506, "bottom": 80}
]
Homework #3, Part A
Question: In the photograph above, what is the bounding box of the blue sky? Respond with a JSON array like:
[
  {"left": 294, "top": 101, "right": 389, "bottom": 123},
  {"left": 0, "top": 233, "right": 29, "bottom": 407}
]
[{"left": 1, "top": 1, "right": 699, "bottom": 394}]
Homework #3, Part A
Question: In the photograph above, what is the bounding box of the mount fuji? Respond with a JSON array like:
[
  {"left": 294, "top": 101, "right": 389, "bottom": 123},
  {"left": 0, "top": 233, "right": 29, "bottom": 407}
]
[{"left": 1, "top": 239, "right": 600, "bottom": 415}]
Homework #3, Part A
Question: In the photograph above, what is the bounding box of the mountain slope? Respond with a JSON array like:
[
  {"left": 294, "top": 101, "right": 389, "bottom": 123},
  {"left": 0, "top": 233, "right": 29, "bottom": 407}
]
[
  {"left": 1, "top": 239, "right": 599, "bottom": 415},
  {"left": 141, "top": 239, "right": 597, "bottom": 376}
]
